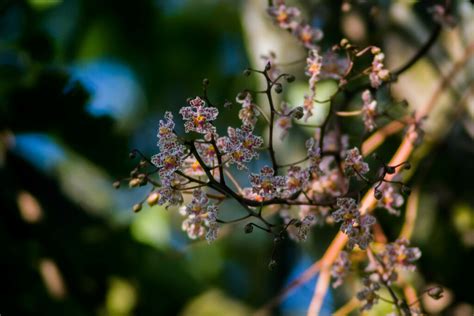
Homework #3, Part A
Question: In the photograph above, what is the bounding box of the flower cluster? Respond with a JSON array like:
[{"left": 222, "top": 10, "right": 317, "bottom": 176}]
[
  {"left": 180, "top": 188, "right": 219, "bottom": 243},
  {"left": 332, "top": 198, "right": 376, "bottom": 250},
  {"left": 117, "top": 2, "right": 431, "bottom": 312}
]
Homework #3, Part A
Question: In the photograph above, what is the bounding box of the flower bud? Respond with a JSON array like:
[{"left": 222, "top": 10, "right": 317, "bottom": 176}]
[
  {"left": 244, "top": 223, "right": 254, "bottom": 234},
  {"left": 133, "top": 203, "right": 142, "bottom": 213},
  {"left": 374, "top": 189, "right": 383, "bottom": 200},
  {"left": 129, "top": 178, "right": 141, "bottom": 188},
  {"left": 265, "top": 61, "right": 272, "bottom": 71},
  {"left": 401, "top": 185, "right": 411, "bottom": 195},
  {"left": 113, "top": 180, "right": 121, "bottom": 189},
  {"left": 129, "top": 151, "right": 136, "bottom": 159},
  {"left": 268, "top": 259, "right": 277, "bottom": 271},
  {"left": 202, "top": 78, "right": 210, "bottom": 86},
  {"left": 139, "top": 159, "right": 147, "bottom": 168},
  {"left": 371, "top": 46, "right": 381, "bottom": 55},
  {"left": 340, "top": 38, "right": 349, "bottom": 48},
  {"left": 243, "top": 69, "right": 252, "bottom": 76},
  {"left": 285, "top": 74, "right": 295, "bottom": 83},
  {"left": 427, "top": 286, "right": 444, "bottom": 300},
  {"left": 236, "top": 91, "right": 248, "bottom": 101},
  {"left": 147, "top": 192, "right": 160, "bottom": 206},
  {"left": 274, "top": 83, "right": 283, "bottom": 94},
  {"left": 385, "top": 166, "right": 395, "bottom": 174},
  {"left": 290, "top": 106, "right": 304, "bottom": 120},
  {"left": 404, "top": 162, "right": 411, "bottom": 170}
]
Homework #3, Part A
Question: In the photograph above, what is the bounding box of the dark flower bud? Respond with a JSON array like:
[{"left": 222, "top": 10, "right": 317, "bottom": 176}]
[
  {"left": 274, "top": 237, "right": 282, "bottom": 244},
  {"left": 265, "top": 61, "right": 272, "bottom": 71},
  {"left": 133, "top": 203, "right": 142, "bottom": 213},
  {"left": 274, "top": 83, "right": 283, "bottom": 94},
  {"left": 139, "top": 159, "right": 147, "bottom": 168},
  {"left": 202, "top": 78, "right": 210, "bottom": 86},
  {"left": 223, "top": 100, "right": 232, "bottom": 108},
  {"left": 427, "top": 286, "right": 444, "bottom": 300},
  {"left": 243, "top": 69, "right": 252, "bottom": 76},
  {"left": 289, "top": 106, "right": 304, "bottom": 120},
  {"left": 404, "top": 162, "right": 411, "bottom": 170},
  {"left": 244, "top": 223, "right": 254, "bottom": 234},
  {"left": 385, "top": 166, "right": 396, "bottom": 174},
  {"left": 236, "top": 91, "right": 248, "bottom": 101},
  {"left": 113, "top": 180, "right": 121, "bottom": 189},
  {"left": 401, "top": 185, "right": 411, "bottom": 195},
  {"left": 268, "top": 259, "right": 277, "bottom": 271},
  {"left": 374, "top": 189, "right": 383, "bottom": 200},
  {"left": 129, "top": 151, "right": 137, "bottom": 159},
  {"left": 286, "top": 74, "right": 295, "bottom": 83}
]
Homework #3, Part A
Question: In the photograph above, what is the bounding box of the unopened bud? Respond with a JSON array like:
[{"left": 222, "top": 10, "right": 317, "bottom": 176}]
[
  {"left": 274, "top": 83, "right": 283, "bottom": 94},
  {"left": 147, "top": 192, "right": 160, "bottom": 206},
  {"left": 427, "top": 286, "right": 444, "bottom": 300},
  {"left": 129, "top": 178, "right": 141, "bottom": 188},
  {"left": 340, "top": 38, "right": 349, "bottom": 48},
  {"left": 139, "top": 159, "right": 147, "bottom": 168},
  {"left": 202, "top": 78, "right": 210, "bottom": 86},
  {"left": 265, "top": 61, "right": 272, "bottom": 71},
  {"left": 285, "top": 74, "right": 295, "bottom": 83},
  {"left": 268, "top": 259, "right": 277, "bottom": 271},
  {"left": 371, "top": 46, "right": 381, "bottom": 55},
  {"left": 237, "top": 91, "right": 248, "bottom": 101},
  {"left": 404, "top": 162, "right": 411, "bottom": 170},
  {"left": 244, "top": 223, "right": 254, "bottom": 234},
  {"left": 243, "top": 69, "right": 251, "bottom": 76},
  {"left": 401, "top": 185, "right": 411, "bottom": 195},
  {"left": 385, "top": 166, "right": 395, "bottom": 174},
  {"left": 374, "top": 189, "right": 383, "bottom": 200},
  {"left": 290, "top": 106, "right": 304, "bottom": 120},
  {"left": 113, "top": 180, "right": 121, "bottom": 189},
  {"left": 129, "top": 151, "right": 137, "bottom": 159},
  {"left": 133, "top": 203, "right": 142, "bottom": 213}
]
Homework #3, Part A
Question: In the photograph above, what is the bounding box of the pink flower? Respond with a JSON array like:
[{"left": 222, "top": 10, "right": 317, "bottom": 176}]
[
  {"left": 151, "top": 138, "right": 187, "bottom": 179},
  {"left": 306, "top": 49, "right": 323, "bottom": 92},
  {"left": 179, "top": 96, "right": 219, "bottom": 136},
  {"left": 306, "top": 138, "right": 321, "bottom": 173},
  {"left": 284, "top": 166, "right": 310, "bottom": 197},
  {"left": 376, "top": 182, "right": 404, "bottom": 215},
  {"left": 376, "top": 238, "right": 421, "bottom": 284},
  {"left": 357, "top": 276, "right": 381, "bottom": 311},
  {"left": 267, "top": 2, "right": 300, "bottom": 30},
  {"left": 219, "top": 125, "right": 263, "bottom": 169},
  {"left": 344, "top": 147, "right": 369, "bottom": 176},
  {"left": 236, "top": 92, "right": 260, "bottom": 127},
  {"left": 260, "top": 51, "right": 280, "bottom": 81},
  {"left": 180, "top": 188, "right": 219, "bottom": 243},
  {"left": 249, "top": 166, "right": 286, "bottom": 200},
  {"left": 294, "top": 24, "right": 323, "bottom": 49},
  {"left": 275, "top": 102, "right": 293, "bottom": 140},
  {"left": 331, "top": 251, "right": 350, "bottom": 288}
]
